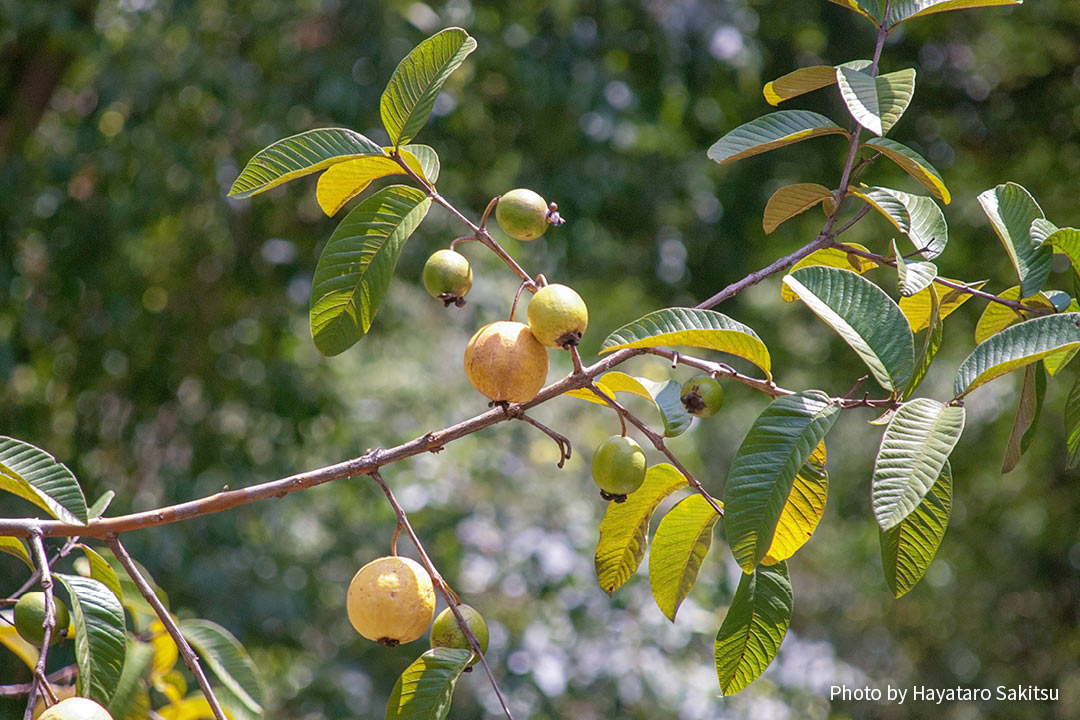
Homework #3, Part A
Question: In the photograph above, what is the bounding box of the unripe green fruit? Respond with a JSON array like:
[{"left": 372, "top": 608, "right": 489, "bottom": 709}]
[
  {"left": 680, "top": 375, "right": 725, "bottom": 418},
  {"left": 527, "top": 283, "right": 588, "bottom": 348},
  {"left": 495, "top": 188, "right": 550, "bottom": 241},
  {"left": 464, "top": 321, "right": 549, "bottom": 403},
  {"left": 591, "top": 435, "right": 647, "bottom": 502},
  {"left": 38, "top": 697, "right": 113, "bottom": 720},
  {"left": 429, "top": 604, "right": 489, "bottom": 667},
  {"left": 14, "top": 592, "right": 70, "bottom": 647},
  {"left": 423, "top": 249, "right": 473, "bottom": 306}
]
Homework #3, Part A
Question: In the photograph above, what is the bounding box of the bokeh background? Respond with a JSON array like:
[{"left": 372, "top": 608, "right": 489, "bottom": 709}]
[{"left": 2, "top": 1, "right": 1080, "bottom": 718}]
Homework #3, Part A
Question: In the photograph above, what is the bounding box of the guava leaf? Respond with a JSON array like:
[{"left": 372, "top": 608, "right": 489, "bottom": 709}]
[
  {"left": 76, "top": 544, "right": 124, "bottom": 604},
  {"left": 565, "top": 372, "right": 690, "bottom": 437},
  {"left": 107, "top": 639, "right": 155, "bottom": 720},
  {"left": 880, "top": 460, "right": 951, "bottom": 597},
  {"left": 824, "top": 0, "right": 883, "bottom": 24},
  {"left": 900, "top": 278, "right": 985, "bottom": 332},
  {"left": 0, "top": 536, "right": 33, "bottom": 570},
  {"left": 780, "top": 244, "right": 878, "bottom": 302},
  {"left": 595, "top": 464, "right": 689, "bottom": 596},
  {"left": 1001, "top": 363, "right": 1046, "bottom": 474},
  {"left": 893, "top": 239, "right": 938, "bottom": 296},
  {"left": 0, "top": 435, "right": 87, "bottom": 525},
  {"left": 762, "top": 60, "right": 872, "bottom": 105},
  {"left": 863, "top": 137, "right": 950, "bottom": 204},
  {"left": 1065, "top": 371, "right": 1080, "bottom": 470},
  {"left": 649, "top": 494, "right": 722, "bottom": 621},
  {"left": 600, "top": 308, "right": 772, "bottom": 380},
  {"left": 386, "top": 648, "right": 471, "bottom": 720},
  {"left": 179, "top": 619, "right": 266, "bottom": 716},
  {"left": 836, "top": 67, "right": 916, "bottom": 136},
  {"left": 56, "top": 573, "right": 127, "bottom": 706},
  {"left": 315, "top": 145, "right": 439, "bottom": 216},
  {"left": 228, "top": 128, "right": 385, "bottom": 198},
  {"left": 714, "top": 562, "right": 793, "bottom": 695},
  {"left": 871, "top": 398, "right": 965, "bottom": 530},
  {"left": 887, "top": 1, "right": 1023, "bottom": 29},
  {"left": 973, "top": 285, "right": 1061, "bottom": 344},
  {"left": 978, "top": 182, "right": 1051, "bottom": 298},
  {"left": 761, "top": 442, "right": 828, "bottom": 566},
  {"left": 954, "top": 313, "right": 1080, "bottom": 397},
  {"left": 763, "top": 183, "right": 834, "bottom": 234},
  {"left": 708, "top": 110, "right": 848, "bottom": 166}
]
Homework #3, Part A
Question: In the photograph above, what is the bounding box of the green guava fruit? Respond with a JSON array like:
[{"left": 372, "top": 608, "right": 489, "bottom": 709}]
[
  {"left": 680, "top": 375, "right": 725, "bottom": 418},
  {"left": 591, "top": 435, "right": 647, "bottom": 502},
  {"left": 14, "top": 592, "right": 70, "bottom": 647},
  {"left": 422, "top": 249, "right": 473, "bottom": 306},
  {"left": 526, "top": 283, "right": 588, "bottom": 348},
  {"left": 429, "top": 603, "right": 489, "bottom": 667},
  {"left": 38, "top": 697, "right": 113, "bottom": 720},
  {"left": 495, "top": 188, "right": 551, "bottom": 241}
]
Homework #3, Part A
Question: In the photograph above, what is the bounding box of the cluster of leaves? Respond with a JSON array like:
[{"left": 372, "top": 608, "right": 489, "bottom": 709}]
[{"left": 0, "top": 437, "right": 265, "bottom": 719}]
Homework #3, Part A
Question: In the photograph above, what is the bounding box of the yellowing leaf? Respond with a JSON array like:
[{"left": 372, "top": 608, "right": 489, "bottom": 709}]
[
  {"left": 974, "top": 286, "right": 1057, "bottom": 344},
  {"left": 762, "top": 442, "right": 828, "bottom": 565},
  {"left": 157, "top": 696, "right": 229, "bottom": 720},
  {"left": 763, "top": 183, "right": 833, "bottom": 234},
  {"left": 316, "top": 156, "right": 406, "bottom": 216},
  {"left": 900, "top": 279, "right": 986, "bottom": 332},
  {"left": 864, "top": 137, "right": 950, "bottom": 204},
  {"left": 150, "top": 620, "right": 180, "bottom": 682},
  {"left": 0, "top": 615, "right": 39, "bottom": 669},
  {"left": 763, "top": 66, "right": 839, "bottom": 106},
  {"left": 649, "top": 494, "right": 721, "bottom": 622},
  {"left": 780, "top": 244, "right": 878, "bottom": 302}
]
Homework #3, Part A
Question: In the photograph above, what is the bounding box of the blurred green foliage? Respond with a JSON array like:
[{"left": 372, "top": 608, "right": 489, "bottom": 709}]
[{"left": 2, "top": 1, "right": 1080, "bottom": 718}]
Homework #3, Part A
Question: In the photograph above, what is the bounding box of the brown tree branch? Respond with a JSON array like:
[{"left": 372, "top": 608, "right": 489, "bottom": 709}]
[{"left": 23, "top": 532, "right": 58, "bottom": 720}]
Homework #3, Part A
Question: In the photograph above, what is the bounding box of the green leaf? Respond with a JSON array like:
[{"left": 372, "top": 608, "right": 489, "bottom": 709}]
[
  {"left": 904, "top": 284, "right": 944, "bottom": 399},
  {"left": 783, "top": 267, "right": 915, "bottom": 392},
  {"left": 780, "top": 244, "right": 879, "bottom": 302},
  {"left": 880, "top": 460, "right": 952, "bottom": 597},
  {"left": 600, "top": 308, "right": 772, "bottom": 380},
  {"left": 385, "top": 648, "right": 471, "bottom": 720},
  {"left": 55, "top": 573, "right": 127, "bottom": 706},
  {"left": 978, "top": 183, "right": 1051, "bottom": 298},
  {"left": 1066, "top": 371, "right": 1080, "bottom": 469},
  {"left": 724, "top": 391, "right": 839, "bottom": 572},
  {"left": 763, "top": 183, "right": 834, "bottom": 234},
  {"left": 595, "top": 465, "right": 689, "bottom": 595},
  {"left": 1042, "top": 225, "right": 1080, "bottom": 275},
  {"left": 762, "top": 60, "right": 872, "bottom": 105},
  {"left": 955, "top": 313, "right": 1080, "bottom": 397},
  {"left": 228, "top": 128, "right": 385, "bottom": 198},
  {"left": 1002, "top": 363, "right": 1046, "bottom": 474},
  {"left": 381, "top": 28, "right": 477, "bottom": 148},
  {"left": 0, "top": 536, "right": 33, "bottom": 570},
  {"left": 401, "top": 144, "right": 441, "bottom": 184},
  {"left": 76, "top": 544, "right": 124, "bottom": 604},
  {"left": 310, "top": 184, "right": 431, "bottom": 356},
  {"left": 107, "top": 639, "right": 155, "bottom": 720},
  {"left": 652, "top": 378, "right": 693, "bottom": 438},
  {"left": 0, "top": 436, "right": 88, "bottom": 524},
  {"left": 761, "top": 442, "right": 828, "bottom": 565},
  {"left": 893, "top": 239, "right": 938, "bottom": 296},
  {"left": 871, "top": 398, "right": 965, "bottom": 530},
  {"left": 566, "top": 372, "right": 690, "bottom": 437},
  {"left": 179, "top": 619, "right": 266, "bottom": 715},
  {"left": 96, "top": 548, "right": 166, "bottom": 632},
  {"left": 649, "top": 495, "right": 721, "bottom": 622},
  {"left": 973, "top": 286, "right": 1059, "bottom": 344},
  {"left": 88, "top": 490, "right": 115, "bottom": 519},
  {"left": 900, "top": 279, "right": 984, "bottom": 333},
  {"left": 863, "top": 137, "right": 951, "bottom": 204},
  {"left": 714, "top": 562, "right": 793, "bottom": 696},
  {"left": 850, "top": 186, "right": 947, "bottom": 258},
  {"left": 836, "top": 67, "right": 916, "bottom": 136},
  {"left": 825, "top": 0, "right": 883, "bottom": 23},
  {"left": 708, "top": 110, "right": 848, "bottom": 166},
  {"left": 887, "top": 1, "right": 1023, "bottom": 28}
]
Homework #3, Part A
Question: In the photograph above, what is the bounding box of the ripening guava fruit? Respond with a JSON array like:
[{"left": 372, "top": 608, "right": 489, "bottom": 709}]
[
  {"left": 14, "top": 592, "right": 70, "bottom": 647},
  {"left": 680, "top": 375, "right": 725, "bottom": 417},
  {"left": 591, "top": 435, "right": 647, "bottom": 501},
  {"left": 37, "top": 697, "right": 114, "bottom": 720},
  {"left": 422, "top": 249, "right": 473, "bottom": 306},
  {"left": 495, "top": 188, "right": 550, "bottom": 241},
  {"left": 429, "top": 603, "right": 489, "bottom": 667},
  {"left": 526, "top": 283, "right": 588, "bottom": 348},
  {"left": 346, "top": 556, "right": 435, "bottom": 646},
  {"left": 463, "top": 321, "right": 549, "bottom": 403}
]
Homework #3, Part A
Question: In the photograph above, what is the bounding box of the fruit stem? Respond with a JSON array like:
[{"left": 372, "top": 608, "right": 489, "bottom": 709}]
[
  {"left": 508, "top": 279, "right": 531, "bottom": 321},
  {"left": 24, "top": 531, "right": 57, "bottom": 720},
  {"left": 478, "top": 196, "right": 499, "bottom": 229},
  {"left": 391, "top": 523, "right": 403, "bottom": 556},
  {"left": 448, "top": 235, "right": 478, "bottom": 251}
]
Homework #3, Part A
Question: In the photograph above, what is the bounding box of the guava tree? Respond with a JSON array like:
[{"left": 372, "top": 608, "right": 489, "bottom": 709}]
[{"left": 3, "top": 0, "right": 1078, "bottom": 718}]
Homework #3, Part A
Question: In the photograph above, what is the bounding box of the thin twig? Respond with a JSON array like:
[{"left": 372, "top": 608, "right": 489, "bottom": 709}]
[
  {"left": 512, "top": 412, "right": 572, "bottom": 468},
  {"left": 0, "top": 666, "right": 77, "bottom": 698},
  {"left": 107, "top": 535, "right": 228, "bottom": 720},
  {"left": 368, "top": 471, "right": 516, "bottom": 720},
  {"left": 24, "top": 532, "right": 57, "bottom": 720}
]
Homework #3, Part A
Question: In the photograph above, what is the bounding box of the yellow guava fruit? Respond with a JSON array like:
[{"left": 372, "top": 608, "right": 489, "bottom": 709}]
[
  {"left": 463, "top": 321, "right": 549, "bottom": 403},
  {"left": 14, "top": 592, "right": 70, "bottom": 646},
  {"left": 495, "top": 188, "right": 550, "bottom": 241},
  {"left": 38, "top": 697, "right": 114, "bottom": 720},
  {"left": 346, "top": 556, "right": 435, "bottom": 646},
  {"left": 429, "top": 603, "right": 489, "bottom": 667},
  {"left": 526, "top": 283, "right": 588, "bottom": 348}
]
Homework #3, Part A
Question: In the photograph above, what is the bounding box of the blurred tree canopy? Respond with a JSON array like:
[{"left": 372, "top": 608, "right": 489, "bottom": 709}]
[{"left": 2, "top": 1, "right": 1079, "bottom": 718}]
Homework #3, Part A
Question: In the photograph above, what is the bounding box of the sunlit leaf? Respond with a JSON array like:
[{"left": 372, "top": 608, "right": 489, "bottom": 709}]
[
  {"left": 708, "top": 111, "right": 848, "bottom": 165},
  {"left": 763, "top": 183, "right": 833, "bottom": 234},
  {"left": 762, "top": 60, "right": 872, "bottom": 105},
  {"left": 973, "top": 285, "right": 1060, "bottom": 344},
  {"left": 76, "top": 544, "right": 124, "bottom": 604},
  {"left": 954, "top": 313, "right": 1080, "bottom": 397},
  {"left": 649, "top": 495, "right": 721, "bottom": 622},
  {"left": 880, "top": 461, "right": 951, "bottom": 597},
  {"left": 900, "top": 279, "right": 984, "bottom": 333},
  {"left": 385, "top": 648, "right": 471, "bottom": 720},
  {"left": 825, "top": 0, "right": 883, "bottom": 23},
  {"left": 978, "top": 182, "right": 1051, "bottom": 298},
  {"left": 904, "top": 284, "right": 943, "bottom": 399},
  {"left": 761, "top": 442, "right": 828, "bottom": 565},
  {"left": 725, "top": 391, "right": 839, "bottom": 572},
  {"left": 595, "top": 465, "right": 689, "bottom": 595},
  {"left": 849, "top": 186, "right": 947, "bottom": 258},
  {"left": 566, "top": 372, "right": 689, "bottom": 437},
  {"left": 871, "top": 398, "right": 964, "bottom": 531},
  {"left": 0, "top": 436, "right": 88, "bottom": 524},
  {"left": 780, "top": 245, "right": 878, "bottom": 302},
  {"left": 893, "top": 239, "right": 938, "bottom": 296},
  {"left": 887, "top": 0, "right": 1023, "bottom": 28},
  {"left": 836, "top": 67, "right": 916, "bottom": 136},
  {"left": 56, "top": 573, "right": 127, "bottom": 705},
  {"left": 180, "top": 619, "right": 266, "bottom": 716},
  {"left": 600, "top": 308, "right": 772, "bottom": 379},
  {"left": 0, "top": 615, "right": 39, "bottom": 669},
  {"left": 714, "top": 562, "right": 792, "bottom": 695},
  {"left": 1001, "top": 363, "right": 1046, "bottom": 474},
  {"left": 863, "top": 137, "right": 950, "bottom": 203},
  {"left": 0, "top": 536, "right": 33, "bottom": 569},
  {"left": 784, "top": 267, "right": 915, "bottom": 392},
  {"left": 381, "top": 28, "right": 477, "bottom": 147},
  {"left": 1066, "top": 372, "right": 1080, "bottom": 470},
  {"left": 228, "top": 128, "right": 384, "bottom": 198},
  {"left": 315, "top": 145, "right": 438, "bottom": 216},
  {"left": 310, "top": 185, "right": 431, "bottom": 356}
]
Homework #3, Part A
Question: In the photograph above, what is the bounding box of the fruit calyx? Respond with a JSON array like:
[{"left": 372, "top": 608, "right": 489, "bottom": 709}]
[{"left": 680, "top": 375, "right": 725, "bottom": 418}]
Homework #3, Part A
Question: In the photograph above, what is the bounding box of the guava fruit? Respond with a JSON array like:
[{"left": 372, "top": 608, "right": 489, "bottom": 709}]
[
  {"left": 591, "top": 435, "right": 647, "bottom": 501},
  {"left": 14, "top": 592, "right": 70, "bottom": 646},
  {"left": 429, "top": 603, "right": 489, "bottom": 667},
  {"left": 422, "top": 249, "right": 473, "bottom": 306},
  {"left": 346, "top": 556, "right": 435, "bottom": 646},
  {"left": 495, "top": 188, "right": 552, "bottom": 241},
  {"left": 526, "top": 283, "right": 588, "bottom": 348},
  {"left": 680, "top": 375, "right": 724, "bottom": 417},
  {"left": 464, "top": 321, "right": 549, "bottom": 403},
  {"left": 37, "top": 697, "right": 113, "bottom": 720}
]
